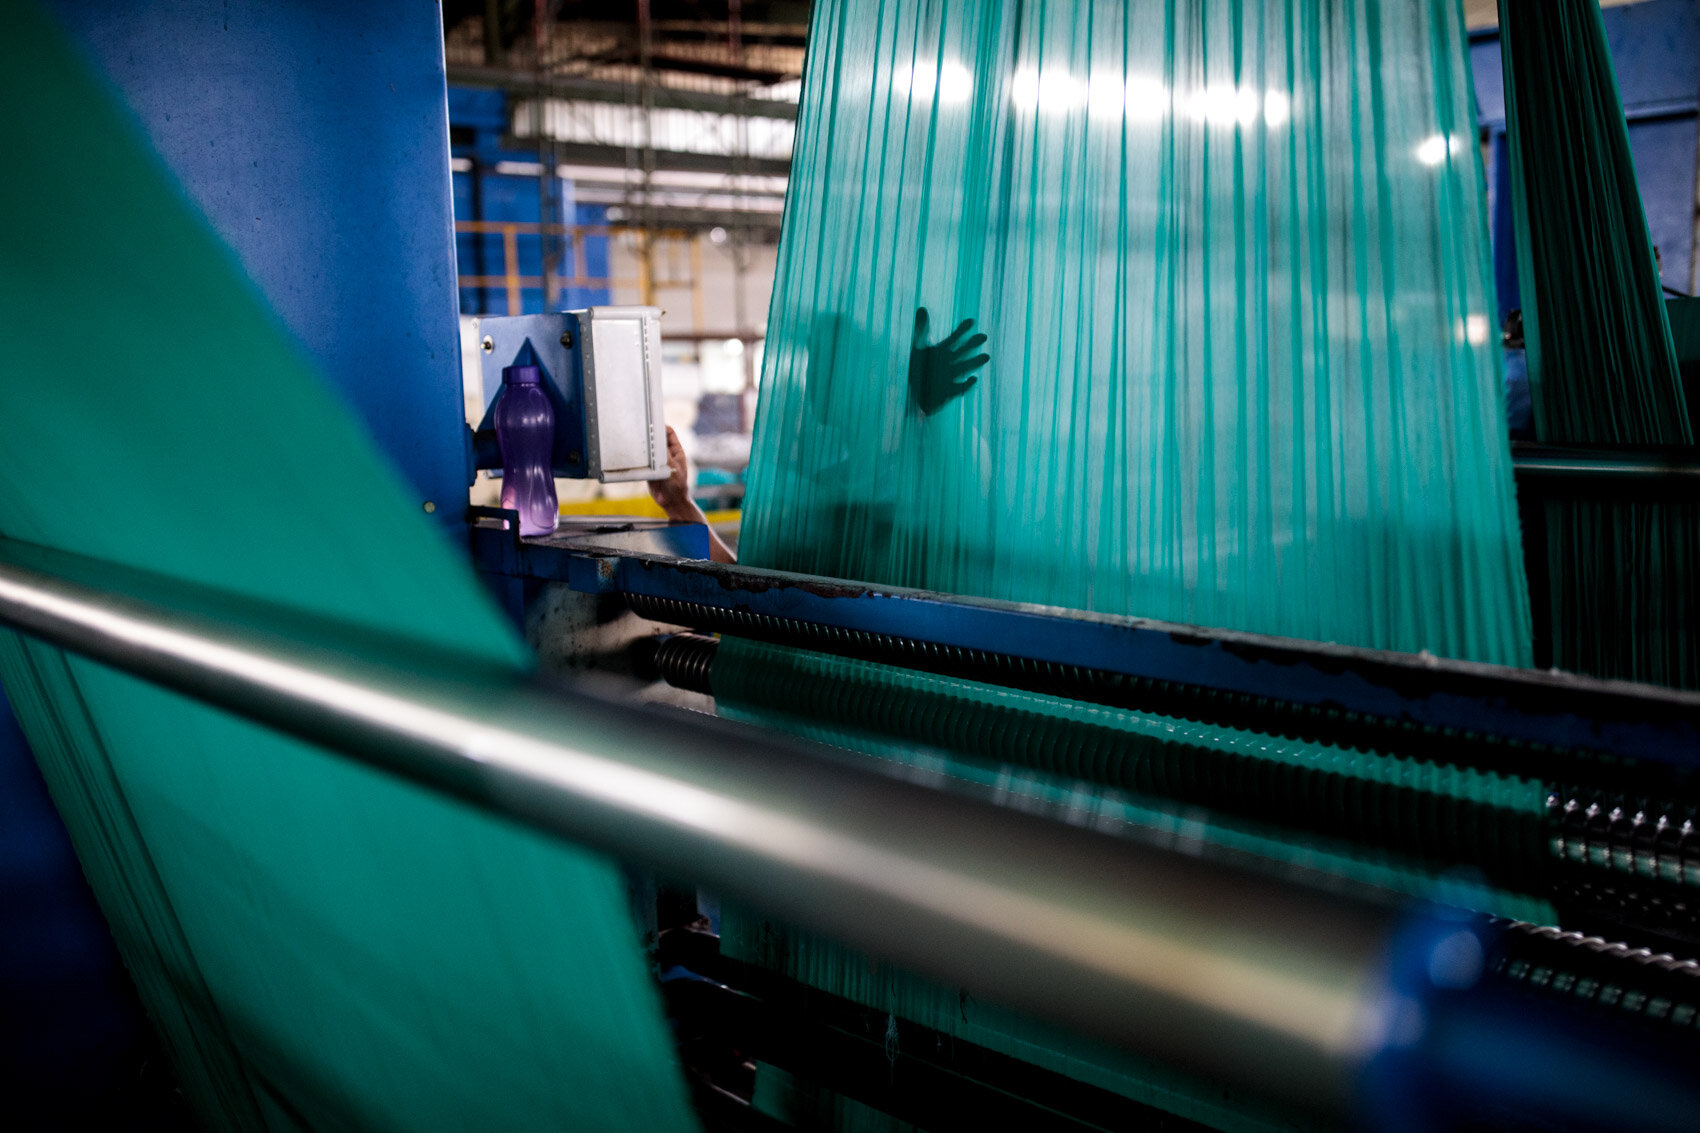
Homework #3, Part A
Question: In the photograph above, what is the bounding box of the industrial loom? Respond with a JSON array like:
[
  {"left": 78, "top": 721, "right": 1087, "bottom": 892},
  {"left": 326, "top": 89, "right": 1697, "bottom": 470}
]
[
  {"left": 466, "top": 0, "right": 1700, "bottom": 1127},
  {"left": 3, "top": 0, "right": 1700, "bottom": 1131}
]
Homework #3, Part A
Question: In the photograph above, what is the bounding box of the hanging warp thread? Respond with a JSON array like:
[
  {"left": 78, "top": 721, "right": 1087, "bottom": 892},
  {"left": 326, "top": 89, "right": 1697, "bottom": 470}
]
[
  {"left": 0, "top": 5, "right": 695, "bottom": 1130},
  {"left": 716, "top": 0, "right": 1533, "bottom": 1126},
  {"left": 740, "top": 0, "right": 1528, "bottom": 662},
  {"left": 1499, "top": 0, "right": 1700, "bottom": 688},
  {"left": 1672, "top": 297, "right": 1700, "bottom": 414}
]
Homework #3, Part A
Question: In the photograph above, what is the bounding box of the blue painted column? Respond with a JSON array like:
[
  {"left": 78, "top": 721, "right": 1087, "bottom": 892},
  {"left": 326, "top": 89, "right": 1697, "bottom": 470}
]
[
  {"left": 47, "top": 0, "right": 471, "bottom": 530},
  {"left": 1489, "top": 130, "right": 1521, "bottom": 325}
]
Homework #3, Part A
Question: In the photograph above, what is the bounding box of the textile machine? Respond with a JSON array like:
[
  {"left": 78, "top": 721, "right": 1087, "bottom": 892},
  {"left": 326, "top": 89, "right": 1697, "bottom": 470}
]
[
  {"left": 460, "top": 501, "right": 1700, "bottom": 1132},
  {"left": 7, "top": 2, "right": 1700, "bottom": 1131}
]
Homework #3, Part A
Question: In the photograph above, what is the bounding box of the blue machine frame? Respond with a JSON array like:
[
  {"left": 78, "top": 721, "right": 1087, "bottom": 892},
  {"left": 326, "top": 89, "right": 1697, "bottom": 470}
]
[
  {"left": 47, "top": 0, "right": 472, "bottom": 531},
  {"left": 471, "top": 521, "right": 1700, "bottom": 777}
]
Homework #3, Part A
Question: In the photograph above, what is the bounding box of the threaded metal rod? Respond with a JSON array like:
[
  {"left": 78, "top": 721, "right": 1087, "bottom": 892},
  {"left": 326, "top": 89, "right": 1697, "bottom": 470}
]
[
  {"left": 650, "top": 632, "right": 717, "bottom": 695},
  {"left": 622, "top": 592, "right": 1655, "bottom": 787}
]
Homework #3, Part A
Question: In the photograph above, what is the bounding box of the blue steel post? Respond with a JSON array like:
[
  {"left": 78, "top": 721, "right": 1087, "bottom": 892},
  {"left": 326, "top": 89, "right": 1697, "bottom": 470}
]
[
  {"left": 1489, "top": 130, "right": 1521, "bottom": 323},
  {"left": 47, "top": 0, "right": 473, "bottom": 538}
]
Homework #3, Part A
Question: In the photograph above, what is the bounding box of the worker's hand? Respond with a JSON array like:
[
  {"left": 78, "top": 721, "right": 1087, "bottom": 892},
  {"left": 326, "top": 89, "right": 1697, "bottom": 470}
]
[
  {"left": 908, "top": 307, "right": 988, "bottom": 416},
  {"left": 649, "top": 425, "right": 737, "bottom": 562},
  {"left": 648, "top": 426, "right": 701, "bottom": 521}
]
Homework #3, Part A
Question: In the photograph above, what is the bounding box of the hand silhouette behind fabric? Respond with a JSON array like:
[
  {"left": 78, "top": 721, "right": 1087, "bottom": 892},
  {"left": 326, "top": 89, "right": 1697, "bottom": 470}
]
[{"left": 908, "top": 307, "right": 989, "bottom": 416}]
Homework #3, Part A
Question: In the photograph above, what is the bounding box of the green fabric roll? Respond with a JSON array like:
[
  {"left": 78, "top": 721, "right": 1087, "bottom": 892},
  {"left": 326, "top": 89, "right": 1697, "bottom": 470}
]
[{"left": 0, "top": 3, "right": 695, "bottom": 1129}]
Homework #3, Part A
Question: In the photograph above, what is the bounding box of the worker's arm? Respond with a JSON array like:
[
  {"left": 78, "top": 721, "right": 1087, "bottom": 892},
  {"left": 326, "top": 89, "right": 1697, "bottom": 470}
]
[{"left": 648, "top": 426, "right": 737, "bottom": 563}]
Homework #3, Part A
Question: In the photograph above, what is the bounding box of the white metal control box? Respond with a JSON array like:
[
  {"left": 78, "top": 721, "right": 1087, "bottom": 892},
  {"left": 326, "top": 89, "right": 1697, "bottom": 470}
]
[
  {"left": 473, "top": 306, "right": 669, "bottom": 484},
  {"left": 574, "top": 306, "right": 669, "bottom": 482}
]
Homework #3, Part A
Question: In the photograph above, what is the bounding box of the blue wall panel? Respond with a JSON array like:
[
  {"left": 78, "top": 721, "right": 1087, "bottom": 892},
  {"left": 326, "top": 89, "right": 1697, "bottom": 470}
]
[
  {"left": 1632, "top": 118, "right": 1700, "bottom": 286},
  {"left": 1606, "top": 0, "right": 1700, "bottom": 109},
  {"left": 48, "top": 0, "right": 471, "bottom": 521}
]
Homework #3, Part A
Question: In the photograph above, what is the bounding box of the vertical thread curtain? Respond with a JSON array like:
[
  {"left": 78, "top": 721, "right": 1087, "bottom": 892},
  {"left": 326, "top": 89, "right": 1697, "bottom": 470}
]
[
  {"left": 1498, "top": 0, "right": 1690, "bottom": 447},
  {"left": 740, "top": 0, "right": 1530, "bottom": 666},
  {"left": 1499, "top": 0, "right": 1700, "bottom": 688},
  {"left": 719, "top": 1, "right": 1535, "bottom": 1125}
]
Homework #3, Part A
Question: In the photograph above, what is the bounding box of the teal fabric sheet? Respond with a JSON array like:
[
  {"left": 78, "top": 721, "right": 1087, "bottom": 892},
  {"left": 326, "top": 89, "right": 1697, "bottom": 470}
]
[{"left": 0, "top": 3, "right": 695, "bottom": 1128}]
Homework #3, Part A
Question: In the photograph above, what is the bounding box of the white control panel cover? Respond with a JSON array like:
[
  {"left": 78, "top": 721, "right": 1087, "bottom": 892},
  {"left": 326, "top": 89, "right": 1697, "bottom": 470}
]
[{"left": 577, "top": 305, "right": 669, "bottom": 483}]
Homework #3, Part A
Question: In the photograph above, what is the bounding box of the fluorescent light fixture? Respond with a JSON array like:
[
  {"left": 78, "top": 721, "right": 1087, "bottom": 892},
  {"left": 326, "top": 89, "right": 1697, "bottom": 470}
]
[
  {"left": 1416, "top": 133, "right": 1464, "bottom": 166},
  {"left": 1008, "top": 71, "right": 1285, "bottom": 130},
  {"left": 1011, "top": 67, "right": 1040, "bottom": 110},
  {"left": 938, "top": 62, "right": 973, "bottom": 104},
  {"left": 893, "top": 60, "right": 973, "bottom": 106},
  {"left": 1087, "top": 72, "right": 1126, "bottom": 117},
  {"left": 1185, "top": 84, "right": 1259, "bottom": 125},
  {"left": 1011, "top": 66, "right": 1084, "bottom": 114},
  {"left": 1124, "top": 76, "right": 1170, "bottom": 122},
  {"left": 570, "top": 186, "right": 786, "bottom": 213},
  {"left": 1038, "top": 67, "right": 1084, "bottom": 112},
  {"left": 553, "top": 165, "right": 789, "bottom": 195}
]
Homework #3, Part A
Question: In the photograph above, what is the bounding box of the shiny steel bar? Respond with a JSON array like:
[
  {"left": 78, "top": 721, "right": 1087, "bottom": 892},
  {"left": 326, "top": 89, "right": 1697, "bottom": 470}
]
[
  {"left": 1512, "top": 443, "right": 1700, "bottom": 485},
  {"left": 0, "top": 544, "right": 1403, "bottom": 1117}
]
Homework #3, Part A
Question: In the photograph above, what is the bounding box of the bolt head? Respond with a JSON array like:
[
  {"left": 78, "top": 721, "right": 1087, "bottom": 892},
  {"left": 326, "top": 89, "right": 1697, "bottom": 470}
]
[
  {"left": 481, "top": 336, "right": 494, "bottom": 353},
  {"left": 560, "top": 331, "right": 574, "bottom": 348}
]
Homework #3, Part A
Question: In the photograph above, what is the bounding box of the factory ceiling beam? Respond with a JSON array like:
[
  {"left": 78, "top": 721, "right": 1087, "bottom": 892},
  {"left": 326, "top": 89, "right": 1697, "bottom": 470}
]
[
  {"left": 498, "top": 136, "right": 790, "bottom": 178},
  {"left": 642, "top": 0, "right": 810, "bottom": 22},
  {"left": 598, "top": 51, "right": 794, "bottom": 85},
  {"left": 649, "top": 21, "right": 809, "bottom": 49},
  {"left": 448, "top": 65, "right": 798, "bottom": 121},
  {"left": 603, "top": 205, "right": 784, "bottom": 236}
]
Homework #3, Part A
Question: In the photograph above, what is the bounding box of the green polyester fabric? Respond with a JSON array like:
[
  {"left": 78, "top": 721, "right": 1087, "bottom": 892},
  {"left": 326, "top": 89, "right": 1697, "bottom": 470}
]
[
  {"left": 1499, "top": 0, "right": 1699, "bottom": 688},
  {"left": 718, "top": 1, "right": 1534, "bottom": 1126},
  {"left": 0, "top": 4, "right": 695, "bottom": 1130}
]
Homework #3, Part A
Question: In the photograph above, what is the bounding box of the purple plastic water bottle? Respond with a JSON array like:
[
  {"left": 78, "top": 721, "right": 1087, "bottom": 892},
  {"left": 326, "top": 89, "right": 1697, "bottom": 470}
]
[{"left": 495, "top": 364, "right": 558, "bottom": 537}]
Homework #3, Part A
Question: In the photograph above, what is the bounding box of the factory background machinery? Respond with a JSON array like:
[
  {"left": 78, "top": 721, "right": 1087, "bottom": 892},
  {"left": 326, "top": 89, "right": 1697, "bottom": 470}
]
[{"left": 4, "top": 1, "right": 1700, "bottom": 1131}]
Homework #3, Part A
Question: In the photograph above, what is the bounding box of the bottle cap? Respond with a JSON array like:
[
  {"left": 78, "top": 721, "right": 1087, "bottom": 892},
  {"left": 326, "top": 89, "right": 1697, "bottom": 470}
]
[{"left": 502, "top": 364, "right": 542, "bottom": 385}]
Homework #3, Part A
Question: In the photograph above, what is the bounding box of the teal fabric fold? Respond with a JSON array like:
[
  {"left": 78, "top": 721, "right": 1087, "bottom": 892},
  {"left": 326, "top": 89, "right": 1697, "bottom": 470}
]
[{"left": 0, "top": 2, "right": 695, "bottom": 1128}]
